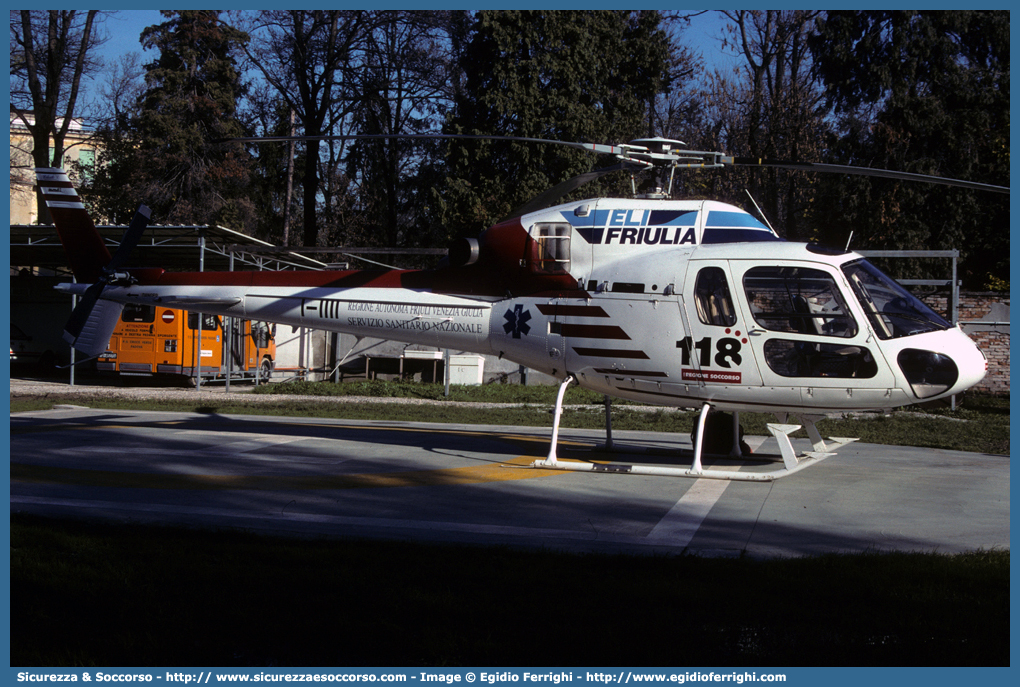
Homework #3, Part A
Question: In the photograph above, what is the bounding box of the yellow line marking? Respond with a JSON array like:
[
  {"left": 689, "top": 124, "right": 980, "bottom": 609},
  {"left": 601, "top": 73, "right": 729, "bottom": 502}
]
[
  {"left": 10, "top": 455, "right": 561, "bottom": 490},
  {"left": 14, "top": 418, "right": 585, "bottom": 448},
  {"left": 12, "top": 417, "right": 595, "bottom": 489}
]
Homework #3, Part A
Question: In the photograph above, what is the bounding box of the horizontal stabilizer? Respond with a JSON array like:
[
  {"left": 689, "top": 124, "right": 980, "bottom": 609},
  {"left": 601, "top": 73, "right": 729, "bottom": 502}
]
[
  {"left": 153, "top": 296, "right": 243, "bottom": 307},
  {"left": 63, "top": 298, "right": 124, "bottom": 358}
]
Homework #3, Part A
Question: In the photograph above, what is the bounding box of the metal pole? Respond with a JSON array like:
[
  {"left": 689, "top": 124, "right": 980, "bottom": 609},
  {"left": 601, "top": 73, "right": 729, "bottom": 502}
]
[
  {"left": 195, "top": 230, "right": 206, "bottom": 390},
  {"left": 444, "top": 349, "right": 450, "bottom": 397},
  {"left": 603, "top": 394, "right": 614, "bottom": 450},
  {"left": 225, "top": 250, "right": 234, "bottom": 393},
  {"left": 331, "top": 332, "right": 340, "bottom": 383},
  {"left": 69, "top": 283, "right": 76, "bottom": 386},
  {"left": 951, "top": 254, "right": 959, "bottom": 411},
  {"left": 951, "top": 254, "right": 959, "bottom": 325}
]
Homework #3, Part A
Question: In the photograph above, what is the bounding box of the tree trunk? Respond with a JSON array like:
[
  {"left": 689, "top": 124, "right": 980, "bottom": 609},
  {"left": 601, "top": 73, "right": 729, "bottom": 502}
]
[
  {"left": 282, "top": 108, "right": 296, "bottom": 246},
  {"left": 302, "top": 138, "right": 320, "bottom": 247}
]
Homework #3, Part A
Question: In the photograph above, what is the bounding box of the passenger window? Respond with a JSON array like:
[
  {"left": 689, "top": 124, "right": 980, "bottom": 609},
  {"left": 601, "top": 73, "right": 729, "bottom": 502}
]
[
  {"left": 531, "top": 223, "right": 571, "bottom": 273},
  {"left": 763, "top": 340, "right": 878, "bottom": 379},
  {"left": 252, "top": 322, "right": 271, "bottom": 348},
  {"left": 694, "top": 266, "right": 736, "bottom": 327},
  {"left": 743, "top": 266, "right": 857, "bottom": 338}
]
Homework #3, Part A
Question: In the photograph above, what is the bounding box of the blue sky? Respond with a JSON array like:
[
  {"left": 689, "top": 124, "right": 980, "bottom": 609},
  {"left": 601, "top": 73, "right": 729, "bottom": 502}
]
[
  {"left": 99, "top": 10, "right": 164, "bottom": 62},
  {"left": 87, "top": 9, "right": 741, "bottom": 104},
  {"left": 95, "top": 9, "right": 740, "bottom": 63}
]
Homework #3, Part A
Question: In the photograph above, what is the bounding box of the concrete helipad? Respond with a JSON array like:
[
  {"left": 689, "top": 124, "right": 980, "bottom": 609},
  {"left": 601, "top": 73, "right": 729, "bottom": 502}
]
[{"left": 9, "top": 406, "right": 1009, "bottom": 557}]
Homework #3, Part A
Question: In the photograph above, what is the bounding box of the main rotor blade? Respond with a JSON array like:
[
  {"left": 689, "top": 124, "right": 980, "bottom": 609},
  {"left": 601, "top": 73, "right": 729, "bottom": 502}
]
[
  {"left": 504, "top": 160, "right": 651, "bottom": 220},
  {"left": 226, "top": 132, "right": 1009, "bottom": 194},
  {"left": 226, "top": 133, "right": 637, "bottom": 159},
  {"left": 728, "top": 157, "right": 1009, "bottom": 195}
]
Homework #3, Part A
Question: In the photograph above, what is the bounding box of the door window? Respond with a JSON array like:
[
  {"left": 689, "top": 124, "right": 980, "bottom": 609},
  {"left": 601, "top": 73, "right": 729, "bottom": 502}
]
[
  {"left": 531, "top": 222, "right": 571, "bottom": 273},
  {"left": 742, "top": 266, "right": 857, "bottom": 338},
  {"left": 693, "top": 266, "right": 736, "bottom": 327}
]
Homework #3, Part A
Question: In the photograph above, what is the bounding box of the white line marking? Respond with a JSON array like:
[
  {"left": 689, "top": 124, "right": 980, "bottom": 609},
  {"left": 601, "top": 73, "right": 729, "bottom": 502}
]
[
  {"left": 10, "top": 495, "right": 701, "bottom": 549},
  {"left": 645, "top": 476, "right": 732, "bottom": 545}
]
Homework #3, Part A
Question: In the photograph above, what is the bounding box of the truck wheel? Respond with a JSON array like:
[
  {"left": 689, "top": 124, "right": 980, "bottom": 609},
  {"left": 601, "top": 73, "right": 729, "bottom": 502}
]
[{"left": 259, "top": 359, "right": 272, "bottom": 384}]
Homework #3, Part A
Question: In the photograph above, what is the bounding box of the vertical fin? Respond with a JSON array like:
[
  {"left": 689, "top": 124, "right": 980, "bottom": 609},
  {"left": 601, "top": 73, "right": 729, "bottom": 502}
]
[{"left": 35, "top": 167, "right": 111, "bottom": 282}]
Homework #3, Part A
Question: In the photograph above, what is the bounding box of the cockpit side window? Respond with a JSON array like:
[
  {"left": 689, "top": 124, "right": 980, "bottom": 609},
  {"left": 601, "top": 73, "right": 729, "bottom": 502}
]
[
  {"left": 531, "top": 222, "right": 571, "bottom": 274},
  {"left": 694, "top": 266, "right": 737, "bottom": 327},
  {"left": 742, "top": 266, "right": 857, "bottom": 338}
]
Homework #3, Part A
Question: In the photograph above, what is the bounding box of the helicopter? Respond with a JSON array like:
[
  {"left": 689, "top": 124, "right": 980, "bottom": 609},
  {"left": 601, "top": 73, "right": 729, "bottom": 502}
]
[{"left": 37, "top": 136, "right": 1002, "bottom": 481}]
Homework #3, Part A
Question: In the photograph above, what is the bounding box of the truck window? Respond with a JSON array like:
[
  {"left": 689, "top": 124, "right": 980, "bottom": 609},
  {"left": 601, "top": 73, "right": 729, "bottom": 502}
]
[
  {"left": 122, "top": 304, "right": 156, "bottom": 323},
  {"left": 251, "top": 322, "right": 271, "bottom": 348},
  {"left": 187, "top": 312, "right": 220, "bottom": 331}
]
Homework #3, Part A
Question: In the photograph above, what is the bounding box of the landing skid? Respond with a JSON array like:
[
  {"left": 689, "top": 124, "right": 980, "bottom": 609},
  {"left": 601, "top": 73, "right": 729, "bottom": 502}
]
[{"left": 531, "top": 376, "right": 857, "bottom": 482}]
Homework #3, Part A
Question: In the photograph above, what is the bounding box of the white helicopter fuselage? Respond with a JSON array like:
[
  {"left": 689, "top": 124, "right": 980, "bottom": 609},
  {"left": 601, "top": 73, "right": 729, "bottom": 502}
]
[{"left": 64, "top": 195, "right": 986, "bottom": 415}]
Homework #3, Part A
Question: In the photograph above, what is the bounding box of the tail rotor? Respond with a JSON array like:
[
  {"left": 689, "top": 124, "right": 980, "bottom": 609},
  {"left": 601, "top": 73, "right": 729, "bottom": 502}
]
[
  {"left": 61, "top": 205, "right": 150, "bottom": 355},
  {"left": 35, "top": 167, "right": 152, "bottom": 357}
]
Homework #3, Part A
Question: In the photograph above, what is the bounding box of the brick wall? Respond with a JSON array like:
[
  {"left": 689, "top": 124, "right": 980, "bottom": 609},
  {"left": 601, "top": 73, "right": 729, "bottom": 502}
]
[{"left": 920, "top": 292, "right": 1009, "bottom": 395}]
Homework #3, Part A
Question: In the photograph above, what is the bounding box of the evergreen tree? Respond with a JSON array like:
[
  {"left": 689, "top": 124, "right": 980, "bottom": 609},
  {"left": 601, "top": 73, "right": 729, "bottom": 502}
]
[
  {"left": 439, "top": 10, "right": 672, "bottom": 236},
  {"left": 807, "top": 11, "right": 1009, "bottom": 287},
  {"left": 129, "top": 10, "right": 253, "bottom": 229},
  {"left": 86, "top": 11, "right": 254, "bottom": 230},
  {"left": 241, "top": 89, "right": 306, "bottom": 245}
]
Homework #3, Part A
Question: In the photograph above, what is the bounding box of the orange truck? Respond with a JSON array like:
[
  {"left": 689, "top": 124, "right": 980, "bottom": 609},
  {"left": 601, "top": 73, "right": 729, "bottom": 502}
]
[{"left": 98, "top": 304, "right": 275, "bottom": 383}]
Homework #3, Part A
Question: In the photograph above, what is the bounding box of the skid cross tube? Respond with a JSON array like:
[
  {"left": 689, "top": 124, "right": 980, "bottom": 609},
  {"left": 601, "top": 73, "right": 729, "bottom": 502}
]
[{"left": 532, "top": 403, "right": 852, "bottom": 481}]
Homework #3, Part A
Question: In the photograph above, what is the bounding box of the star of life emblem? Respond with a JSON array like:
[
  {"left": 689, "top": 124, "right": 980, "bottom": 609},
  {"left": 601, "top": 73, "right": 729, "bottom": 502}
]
[{"left": 503, "top": 304, "right": 532, "bottom": 338}]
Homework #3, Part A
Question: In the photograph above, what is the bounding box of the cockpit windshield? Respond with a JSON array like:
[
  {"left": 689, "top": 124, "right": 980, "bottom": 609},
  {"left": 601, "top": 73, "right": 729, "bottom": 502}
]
[{"left": 842, "top": 259, "right": 951, "bottom": 339}]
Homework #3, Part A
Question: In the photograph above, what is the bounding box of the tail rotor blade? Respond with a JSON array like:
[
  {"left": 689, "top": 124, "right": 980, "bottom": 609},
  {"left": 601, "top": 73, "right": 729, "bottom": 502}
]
[
  {"left": 64, "top": 204, "right": 149, "bottom": 351},
  {"left": 62, "top": 296, "right": 124, "bottom": 358},
  {"left": 63, "top": 281, "right": 106, "bottom": 344},
  {"left": 105, "top": 205, "right": 151, "bottom": 273}
]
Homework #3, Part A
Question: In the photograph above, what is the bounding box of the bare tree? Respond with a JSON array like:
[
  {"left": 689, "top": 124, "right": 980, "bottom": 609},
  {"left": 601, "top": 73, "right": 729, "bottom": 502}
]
[
  {"left": 232, "top": 10, "right": 373, "bottom": 247},
  {"left": 345, "top": 10, "right": 454, "bottom": 247},
  {"left": 10, "top": 10, "right": 107, "bottom": 220},
  {"left": 96, "top": 52, "right": 145, "bottom": 128},
  {"left": 702, "top": 10, "right": 828, "bottom": 239}
]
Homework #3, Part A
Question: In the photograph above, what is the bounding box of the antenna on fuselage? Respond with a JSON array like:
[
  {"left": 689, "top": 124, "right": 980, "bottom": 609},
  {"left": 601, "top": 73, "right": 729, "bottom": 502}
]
[{"left": 744, "top": 190, "right": 776, "bottom": 235}]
